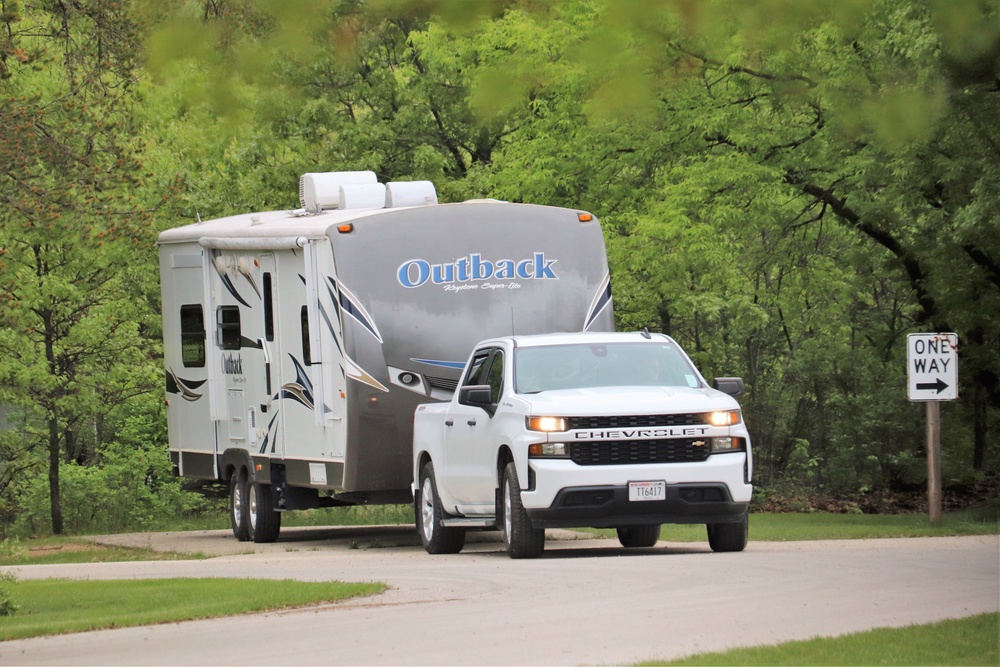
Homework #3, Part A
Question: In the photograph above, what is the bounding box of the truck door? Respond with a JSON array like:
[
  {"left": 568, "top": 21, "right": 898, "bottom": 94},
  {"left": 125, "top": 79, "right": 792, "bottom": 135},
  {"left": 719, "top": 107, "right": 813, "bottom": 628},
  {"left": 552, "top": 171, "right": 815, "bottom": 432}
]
[{"left": 441, "top": 347, "right": 504, "bottom": 508}]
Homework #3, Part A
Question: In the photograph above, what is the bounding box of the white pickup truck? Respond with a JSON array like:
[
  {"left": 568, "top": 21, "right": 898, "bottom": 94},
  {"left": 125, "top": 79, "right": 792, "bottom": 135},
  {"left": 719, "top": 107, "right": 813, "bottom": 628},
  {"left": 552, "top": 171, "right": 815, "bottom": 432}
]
[{"left": 412, "top": 330, "right": 753, "bottom": 558}]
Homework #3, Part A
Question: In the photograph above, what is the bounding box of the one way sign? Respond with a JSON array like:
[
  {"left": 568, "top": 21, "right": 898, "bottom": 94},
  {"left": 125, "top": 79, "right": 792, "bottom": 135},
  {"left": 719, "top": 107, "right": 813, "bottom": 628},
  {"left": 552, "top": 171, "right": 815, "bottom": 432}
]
[{"left": 907, "top": 333, "right": 958, "bottom": 401}]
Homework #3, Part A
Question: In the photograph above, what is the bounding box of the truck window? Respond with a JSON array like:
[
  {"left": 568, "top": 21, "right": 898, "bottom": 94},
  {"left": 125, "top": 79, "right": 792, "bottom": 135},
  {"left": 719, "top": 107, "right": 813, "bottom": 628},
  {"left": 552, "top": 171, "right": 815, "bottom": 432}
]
[
  {"left": 486, "top": 350, "right": 504, "bottom": 403},
  {"left": 216, "top": 306, "right": 241, "bottom": 350},
  {"left": 464, "top": 349, "right": 492, "bottom": 386},
  {"left": 180, "top": 304, "right": 205, "bottom": 367}
]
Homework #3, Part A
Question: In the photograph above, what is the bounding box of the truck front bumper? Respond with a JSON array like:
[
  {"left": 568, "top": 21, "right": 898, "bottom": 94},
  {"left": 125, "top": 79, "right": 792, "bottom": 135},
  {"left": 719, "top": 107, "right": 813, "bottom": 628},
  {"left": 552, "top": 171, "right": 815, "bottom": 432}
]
[
  {"left": 520, "top": 453, "right": 751, "bottom": 529},
  {"left": 524, "top": 482, "right": 748, "bottom": 529}
]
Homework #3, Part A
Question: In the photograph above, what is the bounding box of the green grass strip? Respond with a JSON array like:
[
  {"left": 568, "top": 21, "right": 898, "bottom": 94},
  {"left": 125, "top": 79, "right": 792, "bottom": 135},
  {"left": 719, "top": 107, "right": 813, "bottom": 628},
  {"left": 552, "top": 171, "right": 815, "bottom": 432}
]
[
  {"left": 653, "top": 613, "right": 999, "bottom": 666},
  {"left": 1, "top": 578, "right": 385, "bottom": 641}
]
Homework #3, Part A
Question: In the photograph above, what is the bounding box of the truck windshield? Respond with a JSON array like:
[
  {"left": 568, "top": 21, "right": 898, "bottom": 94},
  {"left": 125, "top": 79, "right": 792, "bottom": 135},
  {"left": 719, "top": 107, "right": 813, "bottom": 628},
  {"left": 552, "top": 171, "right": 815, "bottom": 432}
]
[{"left": 514, "top": 343, "right": 702, "bottom": 393}]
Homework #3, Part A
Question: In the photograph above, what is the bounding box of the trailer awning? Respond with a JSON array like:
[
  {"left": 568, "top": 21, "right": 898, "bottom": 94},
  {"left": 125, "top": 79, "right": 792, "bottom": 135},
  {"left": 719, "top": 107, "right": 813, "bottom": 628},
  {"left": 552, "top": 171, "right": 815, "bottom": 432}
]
[{"left": 198, "top": 236, "right": 309, "bottom": 250}]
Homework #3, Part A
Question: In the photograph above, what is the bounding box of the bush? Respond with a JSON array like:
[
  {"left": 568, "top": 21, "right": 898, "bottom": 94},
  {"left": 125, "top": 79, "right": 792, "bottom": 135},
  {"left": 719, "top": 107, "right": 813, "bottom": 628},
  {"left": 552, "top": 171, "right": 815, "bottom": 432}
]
[{"left": 0, "top": 569, "right": 17, "bottom": 616}]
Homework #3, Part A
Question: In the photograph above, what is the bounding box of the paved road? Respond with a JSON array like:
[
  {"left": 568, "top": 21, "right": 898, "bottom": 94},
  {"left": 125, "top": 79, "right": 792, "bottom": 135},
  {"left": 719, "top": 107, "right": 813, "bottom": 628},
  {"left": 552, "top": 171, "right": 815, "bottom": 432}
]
[{"left": 1, "top": 528, "right": 997, "bottom": 666}]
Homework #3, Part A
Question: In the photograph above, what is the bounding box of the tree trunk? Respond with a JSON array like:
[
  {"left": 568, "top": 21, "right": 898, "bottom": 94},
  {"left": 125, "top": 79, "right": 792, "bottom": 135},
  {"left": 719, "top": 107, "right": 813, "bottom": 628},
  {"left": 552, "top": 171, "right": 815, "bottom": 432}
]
[
  {"left": 49, "top": 417, "right": 63, "bottom": 535},
  {"left": 973, "top": 385, "right": 986, "bottom": 471}
]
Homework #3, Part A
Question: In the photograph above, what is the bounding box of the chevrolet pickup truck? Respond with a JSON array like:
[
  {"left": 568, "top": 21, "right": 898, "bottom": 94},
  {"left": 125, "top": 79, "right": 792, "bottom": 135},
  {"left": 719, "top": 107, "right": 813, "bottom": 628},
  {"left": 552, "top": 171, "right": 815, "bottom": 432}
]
[{"left": 412, "top": 330, "right": 753, "bottom": 558}]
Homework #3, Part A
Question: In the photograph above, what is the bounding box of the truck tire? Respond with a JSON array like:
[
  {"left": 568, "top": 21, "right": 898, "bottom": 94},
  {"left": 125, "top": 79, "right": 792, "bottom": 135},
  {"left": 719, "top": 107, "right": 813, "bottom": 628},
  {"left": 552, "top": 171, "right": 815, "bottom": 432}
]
[
  {"left": 418, "top": 462, "right": 465, "bottom": 554},
  {"left": 247, "top": 482, "right": 281, "bottom": 544},
  {"left": 501, "top": 462, "right": 545, "bottom": 559},
  {"left": 616, "top": 525, "right": 660, "bottom": 548},
  {"left": 229, "top": 472, "right": 250, "bottom": 542},
  {"left": 707, "top": 513, "right": 748, "bottom": 552}
]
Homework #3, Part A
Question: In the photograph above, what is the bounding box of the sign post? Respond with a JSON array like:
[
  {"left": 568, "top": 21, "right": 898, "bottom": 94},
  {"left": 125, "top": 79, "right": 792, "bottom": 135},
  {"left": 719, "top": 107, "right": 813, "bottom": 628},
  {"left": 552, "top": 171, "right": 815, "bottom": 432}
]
[{"left": 907, "top": 333, "right": 958, "bottom": 525}]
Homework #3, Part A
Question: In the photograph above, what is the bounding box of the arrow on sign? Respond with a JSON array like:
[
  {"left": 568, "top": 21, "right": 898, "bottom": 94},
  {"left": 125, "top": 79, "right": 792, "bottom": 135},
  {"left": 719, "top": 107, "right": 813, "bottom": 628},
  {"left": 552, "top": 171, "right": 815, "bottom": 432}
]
[{"left": 916, "top": 378, "right": 949, "bottom": 394}]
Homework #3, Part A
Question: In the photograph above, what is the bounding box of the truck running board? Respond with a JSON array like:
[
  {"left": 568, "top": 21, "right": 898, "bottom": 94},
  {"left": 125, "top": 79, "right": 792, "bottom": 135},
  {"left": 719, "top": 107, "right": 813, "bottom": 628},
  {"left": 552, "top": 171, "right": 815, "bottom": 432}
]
[{"left": 441, "top": 516, "right": 496, "bottom": 528}]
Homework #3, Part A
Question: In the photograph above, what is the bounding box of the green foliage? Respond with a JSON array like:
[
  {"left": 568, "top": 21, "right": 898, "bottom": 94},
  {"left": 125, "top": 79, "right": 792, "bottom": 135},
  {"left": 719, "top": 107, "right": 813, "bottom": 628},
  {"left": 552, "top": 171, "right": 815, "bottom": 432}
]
[
  {"left": 0, "top": 569, "right": 17, "bottom": 617},
  {"left": 6, "top": 397, "right": 210, "bottom": 537},
  {"left": 2, "top": 0, "right": 999, "bottom": 532}
]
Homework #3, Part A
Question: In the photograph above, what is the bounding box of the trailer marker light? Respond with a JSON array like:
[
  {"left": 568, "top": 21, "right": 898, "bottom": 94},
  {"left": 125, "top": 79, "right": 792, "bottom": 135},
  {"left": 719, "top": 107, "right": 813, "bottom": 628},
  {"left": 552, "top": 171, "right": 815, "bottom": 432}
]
[
  {"left": 337, "top": 224, "right": 354, "bottom": 233},
  {"left": 578, "top": 212, "right": 593, "bottom": 222}
]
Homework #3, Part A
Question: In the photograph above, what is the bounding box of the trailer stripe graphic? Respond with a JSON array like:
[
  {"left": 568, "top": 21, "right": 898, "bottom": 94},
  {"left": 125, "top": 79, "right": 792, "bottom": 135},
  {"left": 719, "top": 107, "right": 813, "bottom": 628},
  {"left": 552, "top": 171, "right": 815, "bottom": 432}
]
[
  {"left": 411, "top": 358, "right": 467, "bottom": 370},
  {"left": 165, "top": 369, "right": 206, "bottom": 401},
  {"left": 584, "top": 272, "right": 613, "bottom": 331},
  {"left": 281, "top": 355, "right": 315, "bottom": 409},
  {"left": 210, "top": 250, "right": 252, "bottom": 307},
  {"left": 335, "top": 280, "right": 383, "bottom": 343}
]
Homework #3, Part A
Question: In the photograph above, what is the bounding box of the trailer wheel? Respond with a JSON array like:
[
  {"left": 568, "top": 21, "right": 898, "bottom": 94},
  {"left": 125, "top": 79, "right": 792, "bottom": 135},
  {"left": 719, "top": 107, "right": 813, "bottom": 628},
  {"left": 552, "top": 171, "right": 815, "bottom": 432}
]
[
  {"left": 229, "top": 472, "right": 250, "bottom": 542},
  {"left": 418, "top": 462, "right": 465, "bottom": 554},
  {"left": 616, "top": 525, "right": 661, "bottom": 548},
  {"left": 247, "top": 482, "right": 281, "bottom": 544},
  {"left": 501, "top": 462, "right": 544, "bottom": 559},
  {"left": 707, "top": 513, "right": 748, "bottom": 553}
]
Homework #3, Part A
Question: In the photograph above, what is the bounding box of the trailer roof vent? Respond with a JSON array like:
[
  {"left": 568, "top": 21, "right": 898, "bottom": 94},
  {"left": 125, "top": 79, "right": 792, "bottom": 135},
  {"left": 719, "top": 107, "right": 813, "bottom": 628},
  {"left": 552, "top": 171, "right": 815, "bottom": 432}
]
[
  {"left": 340, "top": 183, "right": 387, "bottom": 210},
  {"left": 385, "top": 181, "right": 438, "bottom": 208},
  {"left": 299, "top": 171, "right": 378, "bottom": 212}
]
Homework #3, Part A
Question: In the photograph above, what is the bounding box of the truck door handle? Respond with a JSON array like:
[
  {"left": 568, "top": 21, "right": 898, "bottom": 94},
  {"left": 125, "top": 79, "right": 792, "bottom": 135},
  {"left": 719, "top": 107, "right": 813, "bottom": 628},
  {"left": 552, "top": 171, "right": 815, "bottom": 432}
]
[
  {"left": 467, "top": 419, "right": 477, "bottom": 426},
  {"left": 445, "top": 420, "right": 454, "bottom": 427}
]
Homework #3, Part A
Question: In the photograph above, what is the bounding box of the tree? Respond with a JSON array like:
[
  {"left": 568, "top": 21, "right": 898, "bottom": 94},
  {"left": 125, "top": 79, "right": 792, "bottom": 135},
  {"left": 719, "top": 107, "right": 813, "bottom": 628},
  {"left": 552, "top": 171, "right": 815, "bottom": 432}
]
[{"left": 0, "top": 0, "right": 159, "bottom": 534}]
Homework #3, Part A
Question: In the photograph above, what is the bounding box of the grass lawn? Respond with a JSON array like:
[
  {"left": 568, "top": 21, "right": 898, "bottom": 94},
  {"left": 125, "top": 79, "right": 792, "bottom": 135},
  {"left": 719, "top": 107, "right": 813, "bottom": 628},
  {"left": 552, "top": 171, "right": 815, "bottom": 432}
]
[
  {"left": 0, "top": 577, "right": 385, "bottom": 641},
  {"left": 654, "top": 612, "right": 1000, "bottom": 666},
  {"left": 0, "top": 536, "right": 207, "bottom": 566}
]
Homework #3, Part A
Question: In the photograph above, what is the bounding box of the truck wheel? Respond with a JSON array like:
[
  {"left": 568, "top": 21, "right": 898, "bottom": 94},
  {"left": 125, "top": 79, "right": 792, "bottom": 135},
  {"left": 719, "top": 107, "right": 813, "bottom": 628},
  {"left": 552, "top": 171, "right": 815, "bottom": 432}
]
[
  {"left": 247, "top": 482, "right": 281, "bottom": 544},
  {"left": 229, "top": 472, "right": 250, "bottom": 542},
  {"left": 616, "top": 525, "right": 660, "bottom": 548},
  {"left": 707, "top": 513, "right": 748, "bottom": 552},
  {"left": 418, "top": 462, "right": 465, "bottom": 554},
  {"left": 501, "top": 462, "right": 545, "bottom": 559}
]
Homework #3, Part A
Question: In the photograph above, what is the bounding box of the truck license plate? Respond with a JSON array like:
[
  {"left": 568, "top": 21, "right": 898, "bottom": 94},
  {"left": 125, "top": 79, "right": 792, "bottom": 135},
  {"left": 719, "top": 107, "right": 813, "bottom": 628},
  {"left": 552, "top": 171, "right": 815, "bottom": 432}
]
[{"left": 629, "top": 481, "right": 665, "bottom": 502}]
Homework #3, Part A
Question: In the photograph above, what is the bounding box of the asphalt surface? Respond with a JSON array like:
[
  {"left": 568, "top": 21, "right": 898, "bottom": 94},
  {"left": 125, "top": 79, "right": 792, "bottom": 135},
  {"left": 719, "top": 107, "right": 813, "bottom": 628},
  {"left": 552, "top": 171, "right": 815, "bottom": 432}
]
[{"left": 1, "top": 528, "right": 997, "bottom": 666}]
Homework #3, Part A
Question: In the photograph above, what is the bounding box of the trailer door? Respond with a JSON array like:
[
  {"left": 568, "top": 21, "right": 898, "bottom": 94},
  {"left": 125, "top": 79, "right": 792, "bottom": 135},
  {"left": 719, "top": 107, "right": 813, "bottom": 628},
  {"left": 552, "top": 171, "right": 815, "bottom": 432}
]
[{"left": 259, "top": 254, "right": 284, "bottom": 460}]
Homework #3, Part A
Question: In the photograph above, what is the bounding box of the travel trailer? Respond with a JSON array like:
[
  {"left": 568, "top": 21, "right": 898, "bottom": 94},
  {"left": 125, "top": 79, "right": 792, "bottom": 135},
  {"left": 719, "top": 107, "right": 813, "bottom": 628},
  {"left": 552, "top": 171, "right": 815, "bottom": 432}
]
[{"left": 158, "top": 171, "right": 614, "bottom": 542}]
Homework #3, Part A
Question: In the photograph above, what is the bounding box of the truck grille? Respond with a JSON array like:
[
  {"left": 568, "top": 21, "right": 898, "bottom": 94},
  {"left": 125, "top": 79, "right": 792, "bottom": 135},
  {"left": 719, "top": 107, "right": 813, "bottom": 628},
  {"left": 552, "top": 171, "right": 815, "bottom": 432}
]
[
  {"left": 566, "top": 413, "right": 707, "bottom": 429},
  {"left": 571, "top": 439, "right": 710, "bottom": 465}
]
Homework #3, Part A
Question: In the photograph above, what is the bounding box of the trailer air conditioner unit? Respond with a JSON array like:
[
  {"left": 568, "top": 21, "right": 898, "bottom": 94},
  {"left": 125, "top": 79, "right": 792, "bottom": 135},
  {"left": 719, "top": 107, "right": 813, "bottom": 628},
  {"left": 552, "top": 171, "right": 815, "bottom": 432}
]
[
  {"left": 340, "top": 183, "right": 387, "bottom": 210},
  {"left": 385, "top": 181, "right": 438, "bottom": 208},
  {"left": 300, "top": 171, "right": 378, "bottom": 212}
]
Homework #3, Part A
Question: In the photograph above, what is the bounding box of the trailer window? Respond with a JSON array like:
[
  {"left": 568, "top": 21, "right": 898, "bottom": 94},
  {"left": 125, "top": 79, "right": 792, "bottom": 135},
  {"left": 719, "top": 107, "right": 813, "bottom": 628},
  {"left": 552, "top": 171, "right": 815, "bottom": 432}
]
[
  {"left": 180, "top": 304, "right": 205, "bottom": 367},
  {"left": 263, "top": 272, "right": 274, "bottom": 342},
  {"left": 300, "top": 306, "right": 311, "bottom": 365},
  {"left": 217, "top": 306, "right": 241, "bottom": 350}
]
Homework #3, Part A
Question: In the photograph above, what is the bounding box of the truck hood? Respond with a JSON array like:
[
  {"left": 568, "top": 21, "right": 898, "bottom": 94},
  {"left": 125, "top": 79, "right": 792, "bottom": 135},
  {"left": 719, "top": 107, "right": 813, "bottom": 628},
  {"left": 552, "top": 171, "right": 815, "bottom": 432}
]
[{"left": 519, "top": 386, "right": 740, "bottom": 415}]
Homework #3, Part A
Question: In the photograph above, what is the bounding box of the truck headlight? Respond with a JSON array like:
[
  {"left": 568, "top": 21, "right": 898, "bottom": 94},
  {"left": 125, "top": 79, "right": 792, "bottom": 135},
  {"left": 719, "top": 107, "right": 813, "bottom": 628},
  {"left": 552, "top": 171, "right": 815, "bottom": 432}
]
[
  {"left": 529, "top": 443, "right": 569, "bottom": 458},
  {"left": 707, "top": 410, "right": 741, "bottom": 426},
  {"left": 711, "top": 437, "right": 744, "bottom": 452},
  {"left": 526, "top": 416, "right": 568, "bottom": 432}
]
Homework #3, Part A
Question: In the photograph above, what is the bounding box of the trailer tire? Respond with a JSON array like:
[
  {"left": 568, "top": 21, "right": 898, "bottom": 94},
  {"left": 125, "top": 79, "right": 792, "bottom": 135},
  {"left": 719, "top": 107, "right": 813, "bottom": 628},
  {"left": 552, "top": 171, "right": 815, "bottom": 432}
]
[
  {"left": 707, "top": 513, "right": 748, "bottom": 553},
  {"left": 418, "top": 462, "right": 465, "bottom": 554},
  {"left": 501, "top": 462, "right": 545, "bottom": 559},
  {"left": 229, "top": 472, "right": 250, "bottom": 542},
  {"left": 247, "top": 482, "right": 281, "bottom": 544},
  {"left": 616, "top": 525, "right": 661, "bottom": 548}
]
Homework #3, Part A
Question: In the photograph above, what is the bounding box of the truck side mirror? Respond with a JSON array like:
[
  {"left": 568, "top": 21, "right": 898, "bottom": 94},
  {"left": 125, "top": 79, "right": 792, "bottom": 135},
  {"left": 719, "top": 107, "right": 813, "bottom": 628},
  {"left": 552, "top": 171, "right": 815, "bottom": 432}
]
[
  {"left": 459, "top": 385, "right": 494, "bottom": 409},
  {"left": 713, "top": 377, "right": 745, "bottom": 397}
]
